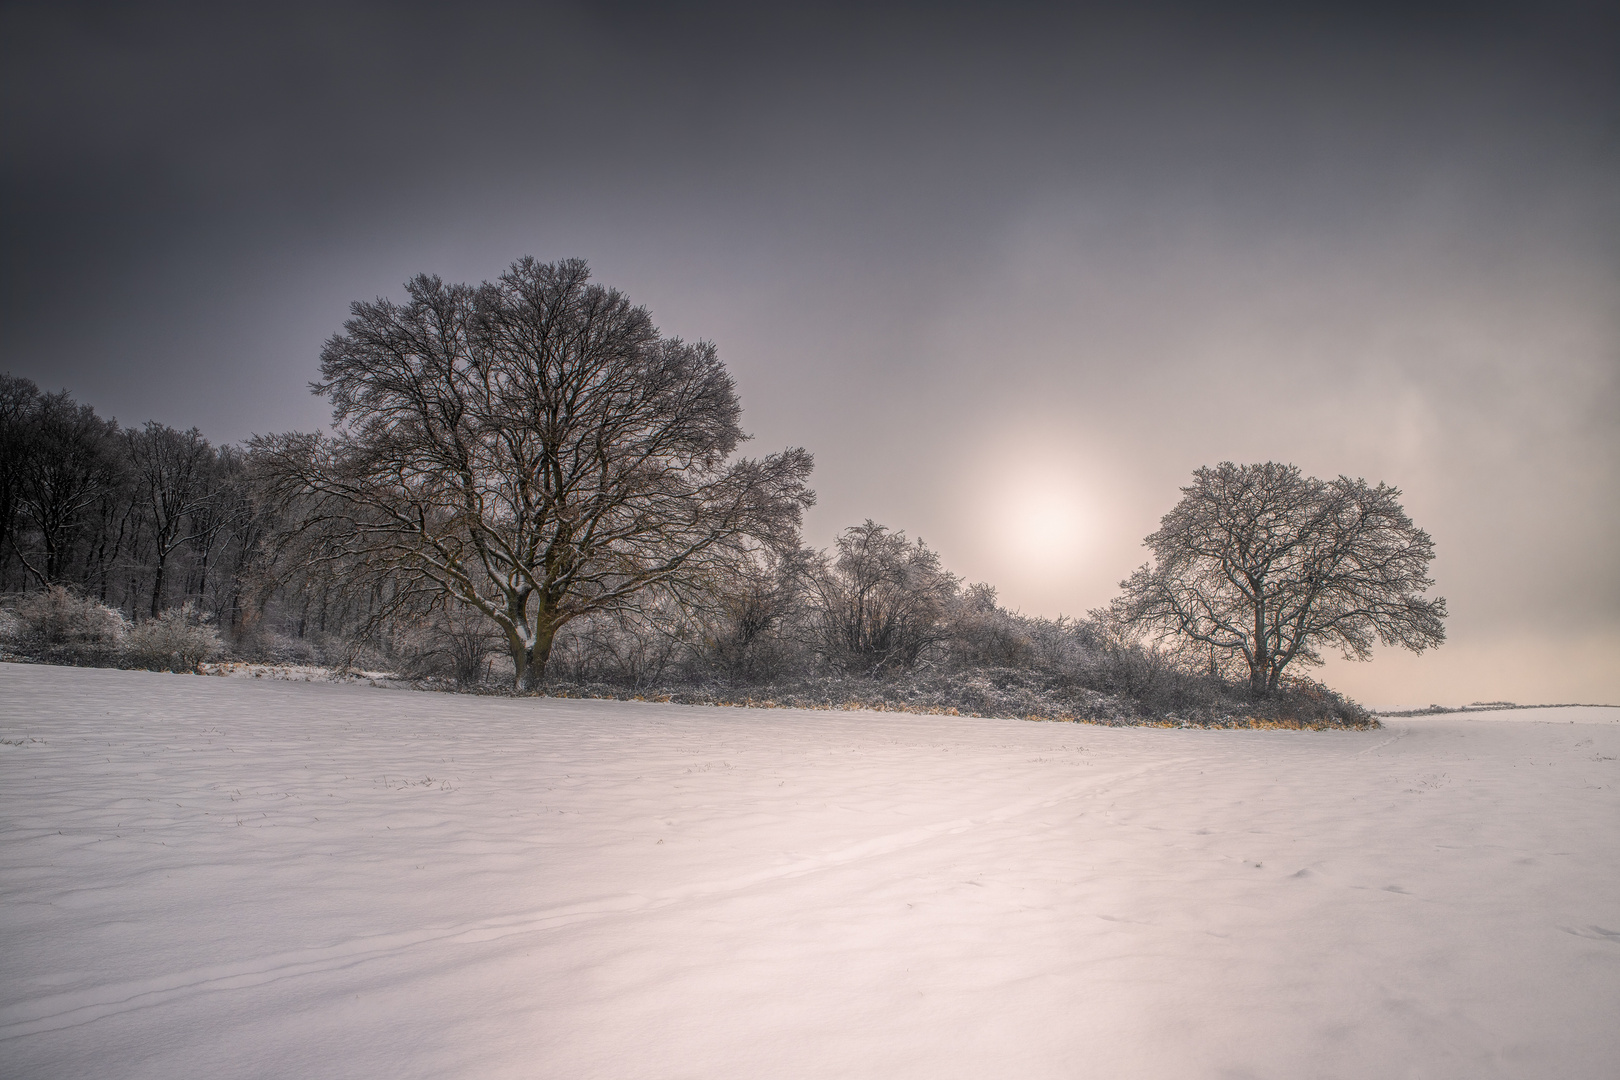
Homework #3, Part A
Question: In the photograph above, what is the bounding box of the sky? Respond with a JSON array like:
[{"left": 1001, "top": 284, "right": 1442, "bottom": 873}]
[{"left": 3, "top": 1, "right": 1616, "bottom": 706}]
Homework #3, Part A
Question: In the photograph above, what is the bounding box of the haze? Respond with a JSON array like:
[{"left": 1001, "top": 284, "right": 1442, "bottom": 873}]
[{"left": 3, "top": 2, "right": 1615, "bottom": 705}]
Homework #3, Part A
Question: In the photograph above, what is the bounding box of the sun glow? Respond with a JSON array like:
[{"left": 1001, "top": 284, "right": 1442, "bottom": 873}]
[
  {"left": 954, "top": 430, "right": 1125, "bottom": 615},
  {"left": 1004, "top": 489, "right": 1087, "bottom": 564},
  {"left": 981, "top": 462, "right": 1096, "bottom": 572}
]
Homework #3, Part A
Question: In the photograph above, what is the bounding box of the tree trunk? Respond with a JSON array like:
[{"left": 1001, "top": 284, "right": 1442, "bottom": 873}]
[
  {"left": 511, "top": 621, "right": 558, "bottom": 691},
  {"left": 1249, "top": 589, "right": 1269, "bottom": 695},
  {"left": 150, "top": 550, "right": 167, "bottom": 619},
  {"left": 43, "top": 524, "right": 64, "bottom": 583}
]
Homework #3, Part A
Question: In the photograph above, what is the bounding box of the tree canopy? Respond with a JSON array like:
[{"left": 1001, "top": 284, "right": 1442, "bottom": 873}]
[
  {"left": 1116, "top": 461, "right": 1446, "bottom": 693},
  {"left": 254, "top": 257, "right": 814, "bottom": 687}
]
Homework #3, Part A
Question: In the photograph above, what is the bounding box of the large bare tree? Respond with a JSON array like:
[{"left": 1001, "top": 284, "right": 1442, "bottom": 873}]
[
  {"left": 254, "top": 258, "right": 814, "bottom": 687},
  {"left": 127, "top": 422, "right": 219, "bottom": 618},
  {"left": 1116, "top": 462, "right": 1446, "bottom": 694},
  {"left": 12, "top": 390, "right": 121, "bottom": 586}
]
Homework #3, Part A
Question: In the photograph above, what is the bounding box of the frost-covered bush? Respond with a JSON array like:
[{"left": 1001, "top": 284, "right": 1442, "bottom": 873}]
[
  {"left": 391, "top": 611, "right": 502, "bottom": 688},
  {"left": 1, "top": 586, "right": 128, "bottom": 666},
  {"left": 233, "top": 626, "right": 323, "bottom": 665},
  {"left": 530, "top": 667, "right": 1373, "bottom": 728},
  {"left": 124, "top": 605, "right": 225, "bottom": 673},
  {"left": 811, "top": 522, "right": 959, "bottom": 675},
  {"left": 549, "top": 606, "right": 691, "bottom": 690}
]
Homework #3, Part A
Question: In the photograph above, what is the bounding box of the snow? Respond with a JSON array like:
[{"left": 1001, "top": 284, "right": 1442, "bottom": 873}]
[
  {"left": 1380, "top": 704, "right": 1620, "bottom": 723},
  {"left": 2, "top": 663, "right": 1617, "bottom": 1079},
  {"left": 199, "top": 661, "right": 404, "bottom": 686}
]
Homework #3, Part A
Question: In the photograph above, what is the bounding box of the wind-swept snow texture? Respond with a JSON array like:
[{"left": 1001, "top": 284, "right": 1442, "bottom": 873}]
[{"left": 2, "top": 664, "right": 1616, "bottom": 1079}]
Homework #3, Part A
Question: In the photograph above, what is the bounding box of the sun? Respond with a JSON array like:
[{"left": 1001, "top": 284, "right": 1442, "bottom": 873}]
[
  {"left": 993, "top": 477, "right": 1091, "bottom": 569},
  {"left": 960, "top": 430, "right": 1106, "bottom": 592}
]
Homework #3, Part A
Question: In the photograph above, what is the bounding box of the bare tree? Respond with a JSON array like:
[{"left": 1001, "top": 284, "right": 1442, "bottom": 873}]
[
  {"left": 213, "top": 449, "right": 280, "bottom": 633},
  {"left": 127, "top": 423, "right": 219, "bottom": 618},
  {"left": 255, "top": 258, "right": 814, "bottom": 688},
  {"left": 12, "top": 391, "right": 121, "bottom": 585},
  {"left": 1116, "top": 462, "right": 1446, "bottom": 694},
  {"left": 182, "top": 445, "right": 247, "bottom": 614},
  {"left": 690, "top": 541, "right": 811, "bottom": 684},
  {"left": 0, "top": 374, "right": 42, "bottom": 577},
  {"left": 812, "top": 521, "right": 958, "bottom": 675}
]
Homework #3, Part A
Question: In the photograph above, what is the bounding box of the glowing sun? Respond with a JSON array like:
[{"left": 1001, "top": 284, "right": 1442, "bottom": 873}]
[{"left": 991, "top": 477, "right": 1092, "bottom": 568}]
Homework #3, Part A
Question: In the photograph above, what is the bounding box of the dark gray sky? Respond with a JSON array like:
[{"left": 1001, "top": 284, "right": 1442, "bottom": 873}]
[{"left": 4, "top": 1, "right": 1617, "bottom": 704}]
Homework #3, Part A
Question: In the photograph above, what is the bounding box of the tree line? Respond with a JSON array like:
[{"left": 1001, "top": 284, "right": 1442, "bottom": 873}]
[
  {"left": 0, "top": 376, "right": 264, "bottom": 627},
  {"left": 0, "top": 370, "right": 1070, "bottom": 693},
  {"left": 1, "top": 258, "right": 1446, "bottom": 724},
  {"left": 0, "top": 364, "right": 1030, "bottom": 688}
]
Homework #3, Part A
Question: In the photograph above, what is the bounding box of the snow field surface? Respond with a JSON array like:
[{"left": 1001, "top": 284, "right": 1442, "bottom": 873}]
[{"left": 1, "top": 664, "right": 1617, "bottom": 1079}]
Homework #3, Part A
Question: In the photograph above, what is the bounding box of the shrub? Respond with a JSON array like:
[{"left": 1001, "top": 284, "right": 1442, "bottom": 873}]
[
  {"left": 124, "top": 605, "right": 225, "bottom": 673},
  {"left": 1, "top": 586, "right": 128, "bottom": 666},
  {"left": 811, "top": 522, "right": 959, "bottom": 675},
  {"left": 549, "top": 606, "right": 691, "bottom": 690},
  {"left": 232, "top": 626, "right": 323, "bottom": 665},
  {"left": 391, "top": 613, "right": 502, "bottom": 688}
]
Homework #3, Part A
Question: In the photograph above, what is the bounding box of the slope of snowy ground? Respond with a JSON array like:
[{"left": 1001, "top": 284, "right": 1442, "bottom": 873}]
[{"left": 2, "top": 664, "right": 1616, "bottom": 1079}]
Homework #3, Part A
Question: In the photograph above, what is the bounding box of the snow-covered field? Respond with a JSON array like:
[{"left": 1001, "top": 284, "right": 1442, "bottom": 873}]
[{"left": 2, "top": 664, "right": 1616, "bottom": 1079}]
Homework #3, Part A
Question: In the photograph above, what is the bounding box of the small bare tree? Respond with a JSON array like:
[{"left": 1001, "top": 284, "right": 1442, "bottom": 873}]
[
  {"left": 690, "top": 542, "right": 811, "bottom": 684},
  {"left": 392, "top": 600, "right": 503, "bottom": 687},
  {"left": 1116, "top": 462, "right": 1446, "bottom": 694},
  {"left": 812, "top": 521, "right": 958, "bottom": 675},
  {"left": 255, "top": 258, "right": 813, "bottom": 688}
]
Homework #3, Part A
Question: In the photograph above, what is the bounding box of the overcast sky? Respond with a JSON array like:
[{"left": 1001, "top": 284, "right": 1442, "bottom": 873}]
[{"left": 3, "top": 1, "right": 1616, "bottom": 705}]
